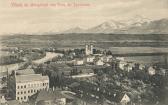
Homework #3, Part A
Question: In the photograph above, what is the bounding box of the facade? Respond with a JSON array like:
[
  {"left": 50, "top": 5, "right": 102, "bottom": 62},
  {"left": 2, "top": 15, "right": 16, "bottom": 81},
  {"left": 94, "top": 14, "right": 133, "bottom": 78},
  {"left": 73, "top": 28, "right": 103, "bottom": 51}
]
[
  {"left": 85, "top": 56, "right": 95, "bottom": 63},
  {"left": 148, "top": 66, "right": 156, "bottom": 75},
  {"left": 74, "top": 58, "right": 84, "bottom": 65},
  {"left": 114, "top": 93, "right": 131, "bottom": 105},
  {"left": 119, "top": 61, "right": 127, "bottom": 70},
  {"left": 94, "top": 59, "right": 104, "bottom": 66},
  {"left": 9, "top": 72, "right": 49, "bottom": 102},
  {"left": 85, "top": 44, "right": 93, "bottom": 55}
]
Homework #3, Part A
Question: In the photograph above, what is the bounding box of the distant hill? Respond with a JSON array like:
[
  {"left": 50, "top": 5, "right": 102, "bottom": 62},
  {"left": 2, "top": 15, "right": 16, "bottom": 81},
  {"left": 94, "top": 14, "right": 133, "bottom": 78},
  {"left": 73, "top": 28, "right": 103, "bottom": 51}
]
[
  {"left": 61, "top": 27, "right": 85, "bottom": 33},
  {"left": 60, "top": 17, "right": 168, "bottom": 34}
]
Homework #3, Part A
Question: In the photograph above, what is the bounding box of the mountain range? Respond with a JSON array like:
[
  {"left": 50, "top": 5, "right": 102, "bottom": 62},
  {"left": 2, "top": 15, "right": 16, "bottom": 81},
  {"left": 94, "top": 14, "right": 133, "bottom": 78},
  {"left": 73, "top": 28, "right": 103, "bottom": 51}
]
[{"left": 61, "top": 17, "right": 168, "bottom": 34}]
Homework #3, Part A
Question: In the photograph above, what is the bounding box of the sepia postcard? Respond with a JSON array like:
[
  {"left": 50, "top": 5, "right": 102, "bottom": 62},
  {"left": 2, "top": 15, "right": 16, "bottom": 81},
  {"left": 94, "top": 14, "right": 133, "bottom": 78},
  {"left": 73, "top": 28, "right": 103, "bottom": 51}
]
[{"left": 0, "top": 0, "right": 168, "bottom": 105}]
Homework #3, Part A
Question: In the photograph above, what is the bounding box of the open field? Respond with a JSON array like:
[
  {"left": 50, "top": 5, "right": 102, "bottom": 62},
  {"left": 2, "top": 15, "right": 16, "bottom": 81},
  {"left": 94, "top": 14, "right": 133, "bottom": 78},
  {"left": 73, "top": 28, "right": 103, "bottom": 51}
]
[{"left": 1, "top": 34, "right": 168, "bottom": 49}]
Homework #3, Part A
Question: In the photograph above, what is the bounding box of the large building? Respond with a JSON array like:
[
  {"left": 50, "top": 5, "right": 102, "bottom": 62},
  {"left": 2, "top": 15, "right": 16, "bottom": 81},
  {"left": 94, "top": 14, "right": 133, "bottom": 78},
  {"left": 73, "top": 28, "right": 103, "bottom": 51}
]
[
  {"left": 85, "top": 44, "right": 93, "bottom": 55},
  {"left": 9, "top": 70, "right": 49, "bottom": 102}
]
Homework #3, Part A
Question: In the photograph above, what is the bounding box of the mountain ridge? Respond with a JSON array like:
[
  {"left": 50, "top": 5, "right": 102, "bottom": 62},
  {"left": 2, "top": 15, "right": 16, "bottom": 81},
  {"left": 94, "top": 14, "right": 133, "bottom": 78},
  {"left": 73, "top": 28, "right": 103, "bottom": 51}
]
[{"left": 61, "top": 17, "right": 168, "bottom": 34}]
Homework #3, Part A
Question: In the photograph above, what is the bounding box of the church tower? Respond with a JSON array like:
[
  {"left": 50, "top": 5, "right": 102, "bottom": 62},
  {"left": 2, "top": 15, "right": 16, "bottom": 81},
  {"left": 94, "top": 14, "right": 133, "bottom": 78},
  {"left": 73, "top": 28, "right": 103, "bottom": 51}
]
[{"left": 85, "top": 44, "right": 93, "bottom": 55}]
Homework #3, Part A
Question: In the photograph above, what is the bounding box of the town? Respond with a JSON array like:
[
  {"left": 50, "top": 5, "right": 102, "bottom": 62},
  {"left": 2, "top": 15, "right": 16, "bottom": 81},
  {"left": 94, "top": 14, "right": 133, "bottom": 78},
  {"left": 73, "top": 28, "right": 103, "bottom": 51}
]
[{"left": 0, "top": 44, "right": 168, "bottom": 105}]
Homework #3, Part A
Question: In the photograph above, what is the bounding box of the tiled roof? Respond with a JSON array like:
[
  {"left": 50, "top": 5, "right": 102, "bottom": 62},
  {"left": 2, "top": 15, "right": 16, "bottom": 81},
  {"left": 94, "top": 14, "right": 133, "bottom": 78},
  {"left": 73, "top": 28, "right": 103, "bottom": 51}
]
[
  {"left": 15, "top": 74, "right": 49, "bottom": 83},
  {"left": 16, "top": 69, "right": 35, "bottom": 75},
  {"left": 6, "top": 100, "right": 20, "bottom": 105},
  {"left": 34, "top": 90, "right": 65, "bottom": 102}
]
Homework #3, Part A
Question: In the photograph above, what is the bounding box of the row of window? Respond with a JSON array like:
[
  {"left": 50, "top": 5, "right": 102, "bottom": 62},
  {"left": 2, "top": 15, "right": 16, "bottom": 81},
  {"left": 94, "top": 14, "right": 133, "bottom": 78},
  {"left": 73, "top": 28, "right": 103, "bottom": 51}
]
[
  {"left": 17, "top": 96, "right": 29, "bottom": 101},
  {"left": 17, "top": 88, "right": 47, "bottom": 95},
  {"left": 17, "top": 82, "right": 49, "bottom": 89}
]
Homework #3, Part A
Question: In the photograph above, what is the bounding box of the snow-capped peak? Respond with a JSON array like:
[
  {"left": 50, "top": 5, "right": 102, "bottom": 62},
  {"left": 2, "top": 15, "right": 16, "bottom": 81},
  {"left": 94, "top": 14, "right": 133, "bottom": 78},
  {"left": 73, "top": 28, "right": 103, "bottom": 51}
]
[{"left": 97, "top": 19, "right": 126, "bottom": 30}]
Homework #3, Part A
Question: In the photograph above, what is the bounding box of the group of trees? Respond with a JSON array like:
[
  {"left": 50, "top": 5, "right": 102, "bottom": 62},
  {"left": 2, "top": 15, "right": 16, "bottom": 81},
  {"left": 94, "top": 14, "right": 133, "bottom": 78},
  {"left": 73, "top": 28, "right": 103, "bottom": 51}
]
[{"left": 92, "top": 65, "right": 168, "bottom": 105}]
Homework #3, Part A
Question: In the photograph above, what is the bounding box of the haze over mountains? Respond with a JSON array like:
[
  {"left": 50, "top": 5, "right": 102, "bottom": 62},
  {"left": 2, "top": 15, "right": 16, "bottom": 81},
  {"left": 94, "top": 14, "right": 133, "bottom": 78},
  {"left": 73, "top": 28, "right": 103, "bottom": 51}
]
[{"left": 62, "top": 16, "right": 168, "bottom": 34}]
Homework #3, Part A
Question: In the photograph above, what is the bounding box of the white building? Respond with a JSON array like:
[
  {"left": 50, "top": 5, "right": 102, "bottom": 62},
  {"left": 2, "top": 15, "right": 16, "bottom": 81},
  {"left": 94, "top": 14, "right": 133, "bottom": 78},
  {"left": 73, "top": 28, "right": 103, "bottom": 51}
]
[
  {"left": 114, "top": 93, "right": 131, "bottom": 105},
  {"left": 119, "top": 61, "right": 127, "bottom": 70},
  {"left": 104, "top": 55, "right": 113, "bottom": 62},
  {"left": 148, "top": 66, "right": 156, "bottom": 75},
  {"left": 119, "top": 93, "right": 131, "bottom": 105},
  {"left": 94, "top": 59, "right": 104, "bottom": 66},
  {"left": 74, "top": 59, "right": 84, "bottom": 65},
  {"left": 85, "top": 56, "right": 95, "bottom": 63},
  {"left": 9, "top": 72, "right": 49, "bottom": 102},
  {"left": 85, "top": 44, "right": 93, "bottom": 55}
]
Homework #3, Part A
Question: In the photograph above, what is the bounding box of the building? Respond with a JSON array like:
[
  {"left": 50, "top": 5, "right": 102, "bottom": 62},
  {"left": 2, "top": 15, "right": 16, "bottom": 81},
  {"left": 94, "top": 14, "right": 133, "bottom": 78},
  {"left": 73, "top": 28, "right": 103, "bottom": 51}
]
[
  {"left": 9, "top": 71, "right": 49, "bottom": 102},
  {"left": 148, "top": 66, "right": 156, "bottom": 75},
  {"left": 73, "top": 58, "right": 84, "bottom": 66},
  {"left": 123, "top": 64, "right": 133, "bottom": 72},
  {"left": 85, "top": 56, "right": 95, "bottom": 63},
  {"left": 94, "top": 59, "right": 104, "bottom": 66},
  {"left": 85, "top": 44, "right": 93, "bottom": 55},
  {"left": 113, "top": 93, "right": 131, "bottom": 105},
  {"left": 30, "top": 89, "right": 66, "bottom": 105},
  {"left": 0, "top": 95, "right": 6, "bottom": 104},
  {"left": 119, "top": 61, "right": 127, "bottom": 70},
  {"left": 157, "top": 68, "right": 166, "bottom": 76}
]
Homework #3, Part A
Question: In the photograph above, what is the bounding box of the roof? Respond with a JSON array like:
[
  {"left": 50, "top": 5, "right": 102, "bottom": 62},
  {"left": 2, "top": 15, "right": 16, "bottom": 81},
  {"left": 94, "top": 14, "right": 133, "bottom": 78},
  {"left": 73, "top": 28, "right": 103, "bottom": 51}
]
[
  {"left": 16, "top": 69, "right": 35, "bottom": 75},
  {"left": 6, "top": 100, "right": 20, "bottom": 105},
  {"left": 32, "top": 90, "right": 65, "bottom": 103},
  {"left": 15, "top": 74, "right": 49, "bottom": 83},
  {"left": 113, "top": 93, "right": 130, "bottom": 103}
]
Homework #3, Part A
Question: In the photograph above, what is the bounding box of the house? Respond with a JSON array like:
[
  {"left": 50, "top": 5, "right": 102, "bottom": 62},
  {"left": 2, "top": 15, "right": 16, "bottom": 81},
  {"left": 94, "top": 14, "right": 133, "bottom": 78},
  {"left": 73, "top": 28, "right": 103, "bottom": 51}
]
[
  {"left": 148, "top": 66, "right": 156, "bottom": 75},
  {"left": 5, "top": 100, "right": 20, "bottom": 105},
  {"left": 113, "top": 93, "right": 131, "bottom": 105},
  {"left": 102, "top": 55, "right": 113, "bottom": 62},
  {"left": 94, "top": 59, "right": 104, "bottom": 66},
  {"left": 30, "top": 89, "right": 66, "bottom": 105},
  {"left": 85, "top": 55, "right": 95, "bottom": 63},
  {"left": 156, "top": 68, "right": 168, "bottom": 76},
  {"left": 139, "top": 64, "right": 146, "bottom": 70},
  {"left": 123, "top": 64, "right": 132, "bottom": 72},
  {"left": 73, "top": 58, "right": 84, "bottom": 66},
  {"left": 0, "top": 95, "right": 6, "bottom": 104},
  {"left": 119, "top": 61, "right": 127, "bottom": 70}
]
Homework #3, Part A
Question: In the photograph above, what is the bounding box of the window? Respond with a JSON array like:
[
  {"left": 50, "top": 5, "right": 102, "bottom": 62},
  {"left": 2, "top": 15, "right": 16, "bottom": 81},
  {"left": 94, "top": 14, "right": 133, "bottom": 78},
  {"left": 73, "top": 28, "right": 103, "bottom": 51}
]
[
  {"left": 31, "top": 90, "right": 33, "bottom": 93},
  {"left": 17, "top": 92, "right": 19, "bottom": 95},
  {"left": 21, "top": 86, "right": 23, "bottom": 89},
  {"left": 24, "top": 85, "right": 26, "bottom": 88},
  {"left": 28, "top": 90, "right": 30, "bottom": 93},
  {"left": 24, "top": 96, "right": 26, "bottom": 100},
  {"left": 17, "top": 86, "right": 19, "bottom": 89},
  {"left": 21, "top": 97, "right": 23, "bottom": 100},
  {"left": 24, "top": 91, "right": 26, "bottom": 94},
  {"left": 21, "top": 91, "right": 23, "bottom": 94},
  {"left": 34, "top": 90, "right": 36, "bottom": 92},
  {"left": 43, "top": 83, "right": 45, "bottom": 86},
  {"left": 17, "top": 97, "right": 19, "bottom": 100}
]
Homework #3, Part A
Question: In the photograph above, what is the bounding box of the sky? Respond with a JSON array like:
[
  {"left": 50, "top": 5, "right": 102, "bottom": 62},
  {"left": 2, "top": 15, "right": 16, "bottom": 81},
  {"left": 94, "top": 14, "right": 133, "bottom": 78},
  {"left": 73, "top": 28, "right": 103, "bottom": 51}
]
[{"left": 0, "top": 0, "right": 168, "bottom": 35}]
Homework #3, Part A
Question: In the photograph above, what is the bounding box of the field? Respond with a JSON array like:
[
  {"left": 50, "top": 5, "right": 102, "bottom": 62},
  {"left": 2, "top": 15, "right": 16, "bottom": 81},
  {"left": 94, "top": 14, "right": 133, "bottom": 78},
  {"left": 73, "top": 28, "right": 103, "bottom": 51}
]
[{"left": 0, "top": 34, "right": 168, "bottom": 48}]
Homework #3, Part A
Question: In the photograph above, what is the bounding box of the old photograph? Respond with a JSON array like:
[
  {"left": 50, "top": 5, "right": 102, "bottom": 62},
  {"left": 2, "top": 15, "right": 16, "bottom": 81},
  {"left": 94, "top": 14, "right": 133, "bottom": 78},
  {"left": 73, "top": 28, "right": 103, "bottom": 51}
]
[{"left": 0, "top": 0, "right": 168, "bottom": 105}]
